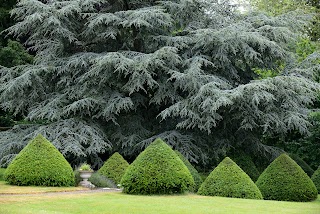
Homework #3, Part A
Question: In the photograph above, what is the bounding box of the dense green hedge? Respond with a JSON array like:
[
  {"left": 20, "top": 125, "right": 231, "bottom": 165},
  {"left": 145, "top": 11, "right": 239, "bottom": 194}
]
[
  {"left": 175, "top": 150, "right": 203, "bottom": 192},
  {"left": 311, "top": 166, "right": 320, "bottom": 192},
  {"left": 199, "top": 172, "right": 210, "bottom": 182},
  {"left": 230, "top": 152, "right": 260, "bottom": 182},
  {"left": 4, "top": 134, "right": 75, "bottom": 186},
  {"left": 74, "top": 170, "right": 82, "bottom": 186},
  {"left": 0, "top": 168, "right": 6, "bottom": 181},
  {"left": 98, "top": 152, "right": 129, "bottom": 184},
  {"left": 121, "top": 138, "right": 194, "bottom": 194},
  {"left": 198, "top": 157, "right": 263, "bottom": 199},
  {"left": 256, "top": 154, "right": 317, "bottom": 202},
  {"left": 289, "top": 153, "right": 314, "bottom": 177}
]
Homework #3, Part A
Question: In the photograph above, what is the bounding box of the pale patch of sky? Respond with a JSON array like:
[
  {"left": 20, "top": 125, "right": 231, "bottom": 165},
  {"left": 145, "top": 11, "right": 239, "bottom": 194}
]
[{"left": 230, "top": 0, "right": 252, "bottom": 13}]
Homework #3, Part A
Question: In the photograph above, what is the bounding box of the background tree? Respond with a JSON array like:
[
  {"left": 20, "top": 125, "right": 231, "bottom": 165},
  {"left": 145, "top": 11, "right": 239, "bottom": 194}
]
[
  {"left": 0, "top": 0, "right": 318, "bottom": 168},
  {"left": 250, "top": 0, "right": 319, "bottom": 41},
  {"left": 248, "top": 0, "right": 320, "bottom": 170},
  {"left": 0, "top": 0, "right": 33, "bottom": 127}
]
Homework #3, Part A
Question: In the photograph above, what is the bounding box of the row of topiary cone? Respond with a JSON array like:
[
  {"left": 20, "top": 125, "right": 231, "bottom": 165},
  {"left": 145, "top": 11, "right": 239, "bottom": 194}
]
[
  {"left": 3, "top": 134, "right": 320, "bottom": 202},
  {"left": 119, "top": 138, "right": 318, "bottom": 202}
]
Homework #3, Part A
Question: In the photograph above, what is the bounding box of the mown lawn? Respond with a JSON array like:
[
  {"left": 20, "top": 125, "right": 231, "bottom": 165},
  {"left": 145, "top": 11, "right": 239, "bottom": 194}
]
[
  {"left": 0, "top": 182, "right": 319, "bottom": 214},
  {"left": 0, "top": 181, "right": 86, "bottom": 194}
]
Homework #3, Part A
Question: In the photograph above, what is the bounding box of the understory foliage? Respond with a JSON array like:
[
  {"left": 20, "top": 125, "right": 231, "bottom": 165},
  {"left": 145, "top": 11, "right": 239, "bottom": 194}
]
[
  {"left": 88, "top": 172, "right": 117, "bottom": 188},
  {"left": 4, "top": 134, "right": 75, "bottom": 186},
  {"left": 256, "top": 154, "right": 317, "bottom": 202},
  {"left": 74, "top": 169, "right": 116, "bottom": 187},
  {"left": 175, "top": 150, "right": 203, "bottom": 191},
  {"left": 121, "top": 138, "right": 194, "bottom": 194},
  {"left": 0, "top": 39, "right": 33, "bottom": 68},
  {"left": 229, "top": 151, "right": 261, "bottom": 182},
  {"left": 289, "top": 153, "right": 314, "bottom": 177},
  {"left": 0, "top": 0, "right": 32, "bottom": 66},
  {"left": 73, "top": 170, "right": 82, "bottom": 186},
  {"left": 0, "top": 168, "right": 5, "bottom": 181},
  {"left": 311, "top": 166, "right": 320, "bottom": 192},
  {"left": 98, "top": 152, "right": 129, "bottom": 184},
  {"left": 198, "top": 157, "right": 263, "bottom": 199},
  {"left": 0, "top": 0, "right": 33, "bottom": 128},
  {"left": 279, "top": 112, "right": 320, "bottom": 170},
  {"left": 0, "top": 0, "right": 319, "bottom": 167}
]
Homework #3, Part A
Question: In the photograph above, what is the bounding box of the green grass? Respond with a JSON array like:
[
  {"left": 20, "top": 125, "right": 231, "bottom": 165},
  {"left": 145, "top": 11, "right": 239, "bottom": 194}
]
[
  {"left": 0, "top": 181, "right": 86, "bottom": 194},
  {"left": 0, "top": 190, "right": 319, "bottom": 213}
]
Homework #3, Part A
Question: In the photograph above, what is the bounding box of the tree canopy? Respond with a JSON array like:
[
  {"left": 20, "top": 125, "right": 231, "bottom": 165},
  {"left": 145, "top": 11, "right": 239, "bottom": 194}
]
[
  {"left": 0, "top": 0, "right": 318, "bottom": 167},
  {"left": 249, "top": 0, "right": 320, "bottom": 171},
  {"left": 250, "top": 0, "right": 320, "bottom": 42},
  {"left": 0, "top": 0, "right": 33, "bottom": 127}
]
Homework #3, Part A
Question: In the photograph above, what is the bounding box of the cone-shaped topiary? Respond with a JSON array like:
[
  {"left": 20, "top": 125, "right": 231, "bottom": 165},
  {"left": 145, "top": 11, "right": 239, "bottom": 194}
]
[
  {"left": 4, "top": 134, "right": 75, "bottom": 186},
  {"left": 311, "top": 166, "right": 320, "bottom": 192},
  {"left": 98, "top": 152, "right": 129, "bottom": 184},
  {"left": 256, "top": 154, "right": 318, "bottom": 202},
  {"left": 121, "top": 138, "right": 194, "bottom": 194},
  {"left": 230, "top": 151, "right": 261, "bottom": 182},
  {"left": 175, "top": 150, "right": 203, "bottom": 192},
  {"left": 198, "top": 157, "right": 263, "bottom": 199}
]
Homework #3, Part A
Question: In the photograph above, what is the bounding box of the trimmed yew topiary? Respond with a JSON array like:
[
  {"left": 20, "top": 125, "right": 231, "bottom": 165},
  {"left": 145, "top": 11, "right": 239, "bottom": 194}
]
[
  {"left": 121, "top": 138, "right": 194, "bottom": 194},
  {"left": 175, "top": 150, "right": 203, "bottom": 192},
  {"left": 198, "top": 157, "right": 263, "bottom": 199},
  {"left": 4, "top": 134, "right": 75, "bottom": 186},
  {"left": 98, "top": 152, "right": 129, "bottom": 184},
  {"left": 256, "top": 154, "right": 318, "bottom": 202},
  {"left": 311, "top": 166, "right": 320, "bottom": 192}
]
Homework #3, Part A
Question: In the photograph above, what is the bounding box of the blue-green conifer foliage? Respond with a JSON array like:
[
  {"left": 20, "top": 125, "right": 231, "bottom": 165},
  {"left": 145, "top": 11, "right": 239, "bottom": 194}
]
[{"left": 0, "top": 0, "right": 318, "bottom": 168}]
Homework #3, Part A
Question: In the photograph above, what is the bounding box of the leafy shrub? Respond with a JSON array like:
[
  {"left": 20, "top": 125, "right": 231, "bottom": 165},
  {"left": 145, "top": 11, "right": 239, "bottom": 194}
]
[
  {"left": 230, "top": 152, "right": 260, "bottom": 182},
  {"left": 311, "top": 166, "right": 320, "bottom": 192},
  {"left": 74, "top": 170, "right": 82, "bottom": 186},
  {"left": 98, "top": 152, "right": 129, "bottom": 184},
  {"left": 256, "top": 154, "right": 318, "bottom": 202},
  {"left": 253, "top": 154, "right": 271, "bottom": 175},
  {"left": 289, "top": 153, "right": 314, "bottom": 177},
  {"left": 198, "top": 157, "right": 262, "bottom": 199},
  {"left": 121, "top": 138, "right": 194, "bottom": 194},
  {"left": 199, "top": 172, "right": 210, "bottom": 182},
  {"left": 88, "top": 172, "right": 117, "bottom": 188},
  {"left": 78, "top": 163, "right": 93, "bottom": 172},
  {"left": 175, "top": 150, "right": 203, "bottom": 192},
  {"left": 4, "top": 134, "right": 75, "bottom": 186},
  {"left": 0, "top": 113, "right": 14, "bottom": 127},
  {"left": 75, "top": 170, "right": 116, "bottom": 188},
  {"left": 0, "top": 168, "right": 6, "bottom": 181}
]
